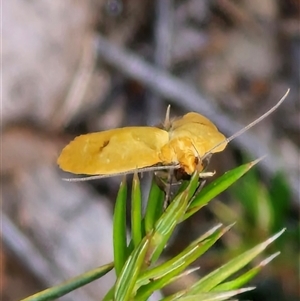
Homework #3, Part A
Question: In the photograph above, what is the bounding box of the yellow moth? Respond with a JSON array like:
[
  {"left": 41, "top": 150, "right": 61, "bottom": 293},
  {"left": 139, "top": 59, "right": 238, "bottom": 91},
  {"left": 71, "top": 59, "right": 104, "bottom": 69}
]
[{"left": 57, "top": 90, "right": 289, "bottom": 181}]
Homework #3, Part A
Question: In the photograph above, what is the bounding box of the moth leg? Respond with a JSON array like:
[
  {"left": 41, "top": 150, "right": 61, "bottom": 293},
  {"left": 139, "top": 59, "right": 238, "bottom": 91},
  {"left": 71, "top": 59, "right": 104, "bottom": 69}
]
[
  {"left": 199, "top": 171, "right": 216, "bottom": 178},
  {"left": 154, "top": 170, "right": 178, "bottom": 210},
  {"left": 154, "top": 170, "right": 169, "bottom": 191},
  {"left": 163, "top": 169, "right": 174, "bottom": 210},
  {"left": 197, "top": 153, "right": 215, "bottom": 179}
]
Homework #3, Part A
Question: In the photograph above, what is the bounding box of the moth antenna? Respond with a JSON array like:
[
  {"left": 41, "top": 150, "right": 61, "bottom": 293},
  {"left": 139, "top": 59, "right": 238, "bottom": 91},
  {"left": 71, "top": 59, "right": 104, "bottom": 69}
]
[
  {"left": 163, "top": 104, "right": 171, "bottom": 129},
  {"left": 62, "top": 164, "right": 179, "bottom": 182},
  {"left": 202, "top": 88, "right": 290, "bottom": 161}
]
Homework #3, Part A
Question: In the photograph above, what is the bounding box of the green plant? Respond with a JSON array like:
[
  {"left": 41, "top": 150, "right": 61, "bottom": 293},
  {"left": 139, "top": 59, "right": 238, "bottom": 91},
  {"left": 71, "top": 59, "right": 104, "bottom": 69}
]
[
  {"left": 21, "top": 159, "right": 285, "bottom": 301},
  {"left": 209, "top": 168, "right": 298, "bottom": 300}
]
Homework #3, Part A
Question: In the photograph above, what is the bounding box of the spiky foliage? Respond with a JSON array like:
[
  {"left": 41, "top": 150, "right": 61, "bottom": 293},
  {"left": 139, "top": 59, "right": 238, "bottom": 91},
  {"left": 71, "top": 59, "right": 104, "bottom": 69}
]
[{"left": 21, "top": 159, "right": 285, "bottom": 301}]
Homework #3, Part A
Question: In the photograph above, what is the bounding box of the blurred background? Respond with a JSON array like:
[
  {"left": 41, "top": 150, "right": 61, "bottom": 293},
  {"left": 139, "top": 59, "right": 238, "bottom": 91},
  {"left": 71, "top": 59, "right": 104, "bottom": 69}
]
[{"left": 2, "top": 0, "right": 299, "bottom": 300}]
